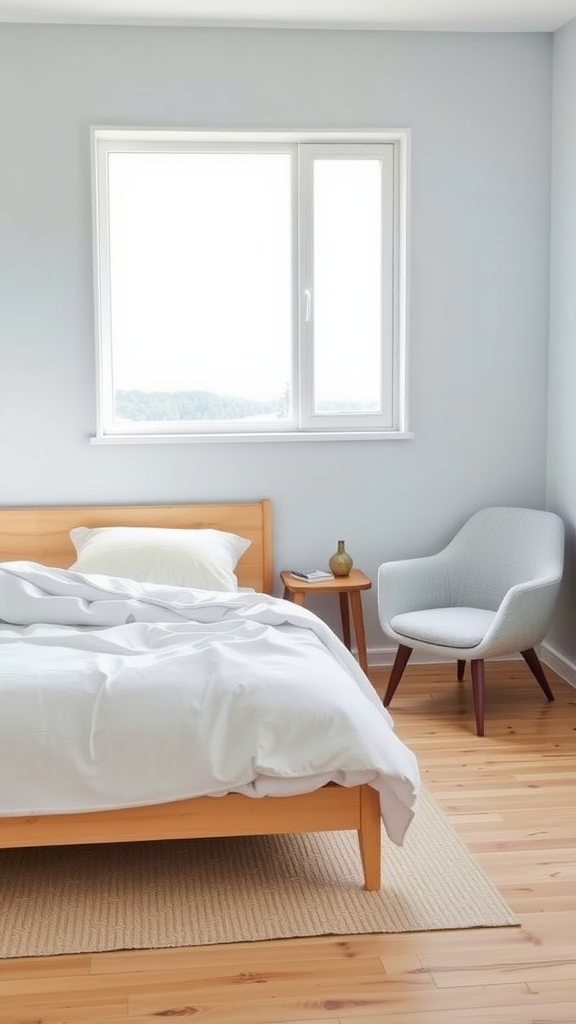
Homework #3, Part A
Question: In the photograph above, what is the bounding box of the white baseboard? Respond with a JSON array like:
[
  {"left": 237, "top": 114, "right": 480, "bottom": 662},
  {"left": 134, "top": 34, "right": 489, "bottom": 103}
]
[
  {"left": 367, "top": 645, "right": 422, "bottom": 668},
  {"left": 366, "top": 646, "right": 521, "bottom": 669},
  {"left": 540, "top": 641, "right": 576, "bottom": 690}
]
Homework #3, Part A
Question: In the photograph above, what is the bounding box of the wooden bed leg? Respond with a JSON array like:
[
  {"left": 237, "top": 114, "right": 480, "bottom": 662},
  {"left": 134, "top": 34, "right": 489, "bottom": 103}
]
[{"left": 357, "top": 785, "right": 381, "bottom": 891}]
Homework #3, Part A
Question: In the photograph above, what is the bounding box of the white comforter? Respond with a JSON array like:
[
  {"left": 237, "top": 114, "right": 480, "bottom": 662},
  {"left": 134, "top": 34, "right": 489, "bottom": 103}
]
[{"left": 0, "top": 562, "right": 420, "bottom": 844}]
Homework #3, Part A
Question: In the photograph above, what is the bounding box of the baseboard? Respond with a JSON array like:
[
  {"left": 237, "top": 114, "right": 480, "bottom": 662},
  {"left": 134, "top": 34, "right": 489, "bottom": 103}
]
[
  {"left": 367, "top": 645, "right": 424, "bottom": 668},
  {"left": 540, "top": 641, "right": 576, "bottom": 690},
  {"left": 367, "top": 646, "right": 523, "bottom": 669}
]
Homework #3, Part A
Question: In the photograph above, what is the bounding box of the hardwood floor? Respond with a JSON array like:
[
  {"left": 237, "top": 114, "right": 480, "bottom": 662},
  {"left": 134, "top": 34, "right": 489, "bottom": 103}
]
[{"left": 1, "top": 660, "right": 575, "bottom": 1024}]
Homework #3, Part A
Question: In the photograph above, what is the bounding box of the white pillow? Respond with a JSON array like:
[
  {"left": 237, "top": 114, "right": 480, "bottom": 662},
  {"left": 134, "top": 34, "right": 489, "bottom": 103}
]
[{"left": 69, "top": 526, "right": 251, "bottom": 591}]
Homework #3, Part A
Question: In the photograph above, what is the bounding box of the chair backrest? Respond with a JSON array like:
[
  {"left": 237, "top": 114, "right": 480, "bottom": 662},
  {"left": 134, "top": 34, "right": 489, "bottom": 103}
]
[{"left": 443, "top": 507, "right": 565, "bottom": 610}]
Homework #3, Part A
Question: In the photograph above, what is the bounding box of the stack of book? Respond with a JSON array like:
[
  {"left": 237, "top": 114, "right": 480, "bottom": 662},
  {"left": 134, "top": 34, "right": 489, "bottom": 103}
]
[{"left": 289, "top": 569, "right": 334, "bottom": 581}]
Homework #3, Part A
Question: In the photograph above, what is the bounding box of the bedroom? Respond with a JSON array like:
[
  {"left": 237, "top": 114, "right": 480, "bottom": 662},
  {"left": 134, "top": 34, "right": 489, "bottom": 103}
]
[{"left": 0, "top": 0, "right": 575, "bottom": 1019}]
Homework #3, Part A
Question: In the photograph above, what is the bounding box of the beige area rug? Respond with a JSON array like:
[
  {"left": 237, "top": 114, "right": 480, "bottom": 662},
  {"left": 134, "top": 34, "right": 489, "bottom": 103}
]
[{"left": 0, "top": 788, "right": 518, "bottom": 959}]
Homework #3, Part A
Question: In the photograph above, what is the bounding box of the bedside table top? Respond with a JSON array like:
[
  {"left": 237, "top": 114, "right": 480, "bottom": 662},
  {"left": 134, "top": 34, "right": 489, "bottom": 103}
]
[{"left": 280, "top": 568, "right": 372, "bottom": 593}]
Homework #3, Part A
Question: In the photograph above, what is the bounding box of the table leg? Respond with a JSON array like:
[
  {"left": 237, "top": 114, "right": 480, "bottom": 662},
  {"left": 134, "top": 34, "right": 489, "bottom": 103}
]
[
  {"left": 349, "top": 591, "right": 369, "bottom": 675},
  {"left": 339, "top": 592, "right": 351, "bottom": 650},
  {"left": 291, "top": 591, "right": 307, "bottom": 607}
]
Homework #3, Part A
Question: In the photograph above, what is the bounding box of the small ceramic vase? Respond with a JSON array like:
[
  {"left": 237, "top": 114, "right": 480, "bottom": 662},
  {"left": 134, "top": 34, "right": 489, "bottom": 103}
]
[{"left": 329, "top": 540, "right": 353, "bottom": 577}]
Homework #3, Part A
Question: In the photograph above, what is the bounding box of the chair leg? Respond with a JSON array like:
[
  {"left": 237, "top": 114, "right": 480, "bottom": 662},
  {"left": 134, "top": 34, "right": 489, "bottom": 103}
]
[
  {"left": 470, "top": 659, "right": 485, "bottom": 737},
  {"left": 457, "top": 660, "right": 466, "bottom": 681},
  {"left": 520, "top": 648, "right": 555, "bottom": 702},
  {"left": 383, "top": 644, "right": 413, "bottom": 707}
]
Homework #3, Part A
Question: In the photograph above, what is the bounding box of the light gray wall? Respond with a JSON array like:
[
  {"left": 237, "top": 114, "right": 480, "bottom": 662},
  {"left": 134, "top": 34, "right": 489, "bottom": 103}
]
[
  {"left": 0, "top": 26, "right": 552, "bottom": 652},
  {"left": 546, "top": 17, "right": 576, "bottom": 673}
]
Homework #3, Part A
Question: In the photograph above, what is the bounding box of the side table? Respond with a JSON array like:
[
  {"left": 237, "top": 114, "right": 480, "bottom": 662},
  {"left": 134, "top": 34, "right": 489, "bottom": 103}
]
[{"left": 280, "top": 568, "right": 372, "bottom": 675}]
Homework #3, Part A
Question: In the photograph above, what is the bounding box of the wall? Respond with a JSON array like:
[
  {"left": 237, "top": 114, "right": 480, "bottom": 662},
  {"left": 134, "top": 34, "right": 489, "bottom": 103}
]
[
  {"left": 0, "top": 25, "right": 552, "bottom": 654},
  {"left": 546, "top": 17, "right": 576, "bottom": 680}
]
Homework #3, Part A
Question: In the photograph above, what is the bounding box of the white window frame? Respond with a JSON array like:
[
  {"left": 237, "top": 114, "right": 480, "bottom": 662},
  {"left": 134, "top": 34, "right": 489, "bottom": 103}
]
[{"left": 91, "top": 128, "right": 411, "bottom": 444}]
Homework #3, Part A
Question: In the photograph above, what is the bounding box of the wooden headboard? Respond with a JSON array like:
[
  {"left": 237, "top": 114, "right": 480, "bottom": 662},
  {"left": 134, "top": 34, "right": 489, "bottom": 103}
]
[{"left": 0, "top": 500, "right": 274, "bottom": 594}]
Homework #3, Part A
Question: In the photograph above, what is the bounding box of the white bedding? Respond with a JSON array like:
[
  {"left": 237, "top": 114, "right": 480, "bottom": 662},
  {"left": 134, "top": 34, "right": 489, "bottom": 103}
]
[{"left": 0, "top": 561, "right": 420, "bottom": 845}]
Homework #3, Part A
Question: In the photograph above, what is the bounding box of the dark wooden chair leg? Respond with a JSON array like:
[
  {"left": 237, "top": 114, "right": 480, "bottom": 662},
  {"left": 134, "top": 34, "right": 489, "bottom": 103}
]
[
  {"left": 520, "top": 648, "right": 555, "bottom": 701},
  {"left": 383, "top": 644, "right": 413, "bottom": 707},
  {"left": 457, "top": 660, "right": 466, "bottom": 681},
  {"left": 470, "top": 659, "right": 485, "bottom": 737}
]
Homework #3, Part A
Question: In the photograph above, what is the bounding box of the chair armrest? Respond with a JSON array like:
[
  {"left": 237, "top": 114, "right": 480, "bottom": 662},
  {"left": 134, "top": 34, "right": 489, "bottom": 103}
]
[
  {"left": 476, "top": 577, "right": 562, "bottom": 658},
  {"left": 378, "top": 554, "right": 451, "bottom": 630}
]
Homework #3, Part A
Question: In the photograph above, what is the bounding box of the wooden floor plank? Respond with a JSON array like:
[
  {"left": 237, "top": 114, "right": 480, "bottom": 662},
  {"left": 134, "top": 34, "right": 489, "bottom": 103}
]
[{"left": 340, "top": 1002, "right": 576, "bottom": 1024}]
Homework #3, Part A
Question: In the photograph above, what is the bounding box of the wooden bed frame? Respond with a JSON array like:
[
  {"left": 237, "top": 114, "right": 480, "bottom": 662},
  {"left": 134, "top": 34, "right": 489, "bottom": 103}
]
[{"left": 0, "top": 499, "right": 381, "bottom": 890}]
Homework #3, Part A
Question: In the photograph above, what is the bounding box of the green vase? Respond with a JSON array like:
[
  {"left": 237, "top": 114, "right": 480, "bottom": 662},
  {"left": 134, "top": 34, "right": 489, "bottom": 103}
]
[{"left": 329, "top": 540, "right": 353, "bottom": 577}]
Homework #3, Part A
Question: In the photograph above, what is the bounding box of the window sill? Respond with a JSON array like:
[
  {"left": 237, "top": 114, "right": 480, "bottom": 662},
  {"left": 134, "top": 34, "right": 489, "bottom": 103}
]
[{"left": 90, "top": 431, "right": 415, "bottom": 445}]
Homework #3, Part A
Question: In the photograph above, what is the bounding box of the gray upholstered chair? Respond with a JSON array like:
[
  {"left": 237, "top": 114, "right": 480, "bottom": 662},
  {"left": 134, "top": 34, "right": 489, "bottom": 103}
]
[{"left": 377, "top": 507, "right": 565, "bottom": 736}]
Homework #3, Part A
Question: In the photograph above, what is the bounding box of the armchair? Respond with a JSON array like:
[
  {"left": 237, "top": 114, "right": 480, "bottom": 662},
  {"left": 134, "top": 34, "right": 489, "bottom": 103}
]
[{"left": 377, "top": 507, "right": 565, "bottom": 736}]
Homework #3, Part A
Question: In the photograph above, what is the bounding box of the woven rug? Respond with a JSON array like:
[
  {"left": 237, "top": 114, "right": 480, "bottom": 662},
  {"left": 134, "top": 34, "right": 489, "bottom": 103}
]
[{"left": 0, "top": 788, "right": 518, "bottom": 958}]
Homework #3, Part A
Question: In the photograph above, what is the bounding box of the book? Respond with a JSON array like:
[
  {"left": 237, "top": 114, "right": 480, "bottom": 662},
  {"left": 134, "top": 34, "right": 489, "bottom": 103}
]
[{"left": 289, "top": 569, "right": 335, "bottom": 581}]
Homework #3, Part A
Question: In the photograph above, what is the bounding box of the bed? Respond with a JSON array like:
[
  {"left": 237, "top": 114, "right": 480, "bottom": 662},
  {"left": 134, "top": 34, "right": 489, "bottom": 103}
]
[{"left": 0, "top": 500, "right": 419, "bottom": 891}]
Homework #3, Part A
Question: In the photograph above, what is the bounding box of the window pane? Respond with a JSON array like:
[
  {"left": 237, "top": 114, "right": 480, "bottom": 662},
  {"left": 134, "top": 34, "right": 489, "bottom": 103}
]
[
  {"left": 107, "top": 152, "right": 292, "bottom": 425},
  {"left": 313, "top": 159, "right": 382, "bottom": 414}
]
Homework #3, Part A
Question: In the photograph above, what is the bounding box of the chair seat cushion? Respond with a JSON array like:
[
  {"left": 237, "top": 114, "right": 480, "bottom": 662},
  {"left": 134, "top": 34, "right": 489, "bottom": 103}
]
[{"left": 390, "top": 607, "right": 496, "bottom": 649}]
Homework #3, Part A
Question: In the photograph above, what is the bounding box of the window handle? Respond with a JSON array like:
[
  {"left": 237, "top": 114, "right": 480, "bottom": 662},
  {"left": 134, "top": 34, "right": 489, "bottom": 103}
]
[{"left": 304, "top": 289, "right": 312, "bottom": 323}]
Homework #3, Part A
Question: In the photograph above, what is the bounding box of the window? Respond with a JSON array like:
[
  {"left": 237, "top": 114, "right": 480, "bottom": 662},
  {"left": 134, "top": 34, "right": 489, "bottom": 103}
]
[{"left": 92, "top": 130, "right": 409, "bottom": 442}]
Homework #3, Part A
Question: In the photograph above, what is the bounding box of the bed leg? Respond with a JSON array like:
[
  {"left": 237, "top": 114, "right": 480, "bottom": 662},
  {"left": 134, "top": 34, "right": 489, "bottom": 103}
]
[{"left": 357, "top": 785, "right": 381, "bottom": 891}]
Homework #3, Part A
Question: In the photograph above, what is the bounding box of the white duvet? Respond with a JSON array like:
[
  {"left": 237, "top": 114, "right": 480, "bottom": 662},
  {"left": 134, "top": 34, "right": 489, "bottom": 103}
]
[{"left": 0, "top": 562, "right": 420, "bottom": 844}]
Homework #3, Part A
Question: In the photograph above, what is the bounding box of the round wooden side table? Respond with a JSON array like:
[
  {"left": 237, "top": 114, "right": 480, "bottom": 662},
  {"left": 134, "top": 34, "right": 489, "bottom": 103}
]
[{"left": 280, "top": 568, "right": 372, "bottom": 675}]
